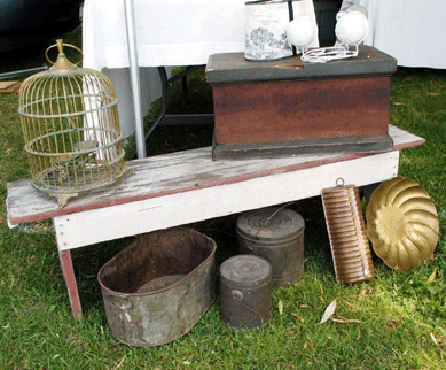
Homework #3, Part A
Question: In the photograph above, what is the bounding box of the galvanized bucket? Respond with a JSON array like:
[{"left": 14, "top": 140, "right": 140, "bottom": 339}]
[
  {"left": 220, "top": 254, "right": 273, "bottom": 331},
  {"left": 98, "top": 228, "right": 217, "bottom": 346},
  {"left": 237, "top": 207, "right": 305, "bottom": 286}
]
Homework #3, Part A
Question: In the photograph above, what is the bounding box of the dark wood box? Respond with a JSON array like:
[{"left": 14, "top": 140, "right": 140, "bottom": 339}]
[{"left": 205, "top": 46, "right": 397, "bottom": 160}]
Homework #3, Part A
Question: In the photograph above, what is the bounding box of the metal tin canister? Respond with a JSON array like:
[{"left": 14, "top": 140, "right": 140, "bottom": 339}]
[
  {"left": 220, "top": 254, "right": 273, "bottom": 331},
  {"left": 236, "top": 207, "right": 305, "bottom": 286}
]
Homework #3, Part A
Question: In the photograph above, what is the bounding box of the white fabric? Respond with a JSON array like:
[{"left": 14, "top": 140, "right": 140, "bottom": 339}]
[
  {"left": 83, "top": 0, "right": 246, "bottom": 69},
  {"left": 342, "top": 0, "right": 446, "bottom": 69},
  {"left": 82, "top": 0, "right": 318, "bottom": 138}
]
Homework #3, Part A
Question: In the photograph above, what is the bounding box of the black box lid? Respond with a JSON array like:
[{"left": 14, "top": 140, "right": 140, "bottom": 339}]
[{"left": 206, "top": 46, "right": 397, "bottom": 85}]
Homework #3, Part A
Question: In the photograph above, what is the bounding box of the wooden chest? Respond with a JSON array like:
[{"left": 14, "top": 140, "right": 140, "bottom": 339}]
[{"left": 205, "top": 46, "right": 397, "bottom": 160}]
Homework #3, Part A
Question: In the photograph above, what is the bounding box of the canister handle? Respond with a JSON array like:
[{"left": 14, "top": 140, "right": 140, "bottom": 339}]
[{"left": 232, "top": 290, "right": 272, "bottom": 316}]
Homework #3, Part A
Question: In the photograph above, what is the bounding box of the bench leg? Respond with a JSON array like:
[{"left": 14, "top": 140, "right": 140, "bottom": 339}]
[{"left": 59, "top": 250, "right": 82, "bottom": 319}]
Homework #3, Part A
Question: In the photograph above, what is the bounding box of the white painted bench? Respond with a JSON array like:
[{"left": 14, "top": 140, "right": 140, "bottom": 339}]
[{"left": 6, "top": 125, "right": 424, "bottom": 318}]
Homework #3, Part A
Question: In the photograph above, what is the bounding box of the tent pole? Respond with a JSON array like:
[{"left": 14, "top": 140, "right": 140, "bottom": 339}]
[{"left": 124, "top": 0, "right": 146, "bottom": 158}]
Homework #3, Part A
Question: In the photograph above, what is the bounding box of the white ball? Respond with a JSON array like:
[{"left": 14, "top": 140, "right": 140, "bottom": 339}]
[
  {"left": 335, "top": 11, "right": 369, "bottom": 45},
  {"left": 287, "top": 16, "right": 317, "bottom": 48}
]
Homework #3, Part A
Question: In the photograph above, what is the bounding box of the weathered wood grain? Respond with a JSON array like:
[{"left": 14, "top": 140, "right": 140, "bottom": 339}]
[
  {"left": 7, "top": 125, "right": 423, "bottom": 226},
  {"left": 212, "top": 133, "right": 394, "bottom": 160},
  {"left": 212, "top": 76, "right": 391, "bottom": 145},
  {"left": 53, "top": 150, "right": 400, "bottom": 250}
]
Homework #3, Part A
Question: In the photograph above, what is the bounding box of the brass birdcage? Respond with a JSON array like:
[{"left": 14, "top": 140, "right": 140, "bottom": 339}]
[{"left": 18, "top": 40, "right": 126, "bottom": 208}]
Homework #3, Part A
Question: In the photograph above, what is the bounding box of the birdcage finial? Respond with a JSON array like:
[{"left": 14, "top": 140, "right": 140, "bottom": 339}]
[
  {"left": 46, "top": 39, "right": 80, "bottom": 72},
  {"left": 56, "top": 39, "right": 64, "bottom": 54}
]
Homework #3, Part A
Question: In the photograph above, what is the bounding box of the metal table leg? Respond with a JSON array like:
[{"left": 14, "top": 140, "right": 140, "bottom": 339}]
[
  {"left": 124, "top": 0, "right": 146, "bottom": 159},
  {"left": 131, "top": 65, "right": 214, "bottom": 159}
]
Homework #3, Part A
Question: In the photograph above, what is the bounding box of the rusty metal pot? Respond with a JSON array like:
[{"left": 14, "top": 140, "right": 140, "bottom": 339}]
[{"left": 98, "top": 228, "right": 217, "bottom": 346}]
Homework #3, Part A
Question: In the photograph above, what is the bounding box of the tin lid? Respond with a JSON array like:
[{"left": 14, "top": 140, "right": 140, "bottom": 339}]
[
  {"left": 220, "top": 255, "right": 272, "bottom": 287},
  {"left": 236, "top": 207, "right": 304, "bottom": 242}
]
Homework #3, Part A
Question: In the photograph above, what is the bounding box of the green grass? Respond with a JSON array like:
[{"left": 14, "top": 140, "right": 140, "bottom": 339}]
[{"left": 1, "top": 28, "right": 446, "bottom": 369}]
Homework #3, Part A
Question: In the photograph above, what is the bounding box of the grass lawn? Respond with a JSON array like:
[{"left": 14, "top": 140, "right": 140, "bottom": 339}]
[{"left": 0, "top": 28, "right": 445, "bottom": 369}]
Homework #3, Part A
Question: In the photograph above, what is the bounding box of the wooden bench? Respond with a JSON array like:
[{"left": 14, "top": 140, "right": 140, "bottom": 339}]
[{"left": 6, "top": 125, "right": 424, "bottom": 318}]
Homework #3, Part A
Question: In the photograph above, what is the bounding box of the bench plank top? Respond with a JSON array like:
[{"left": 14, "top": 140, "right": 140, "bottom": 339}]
[{"left": 7, "top": 125, "right": 424, "bottom": 226}]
